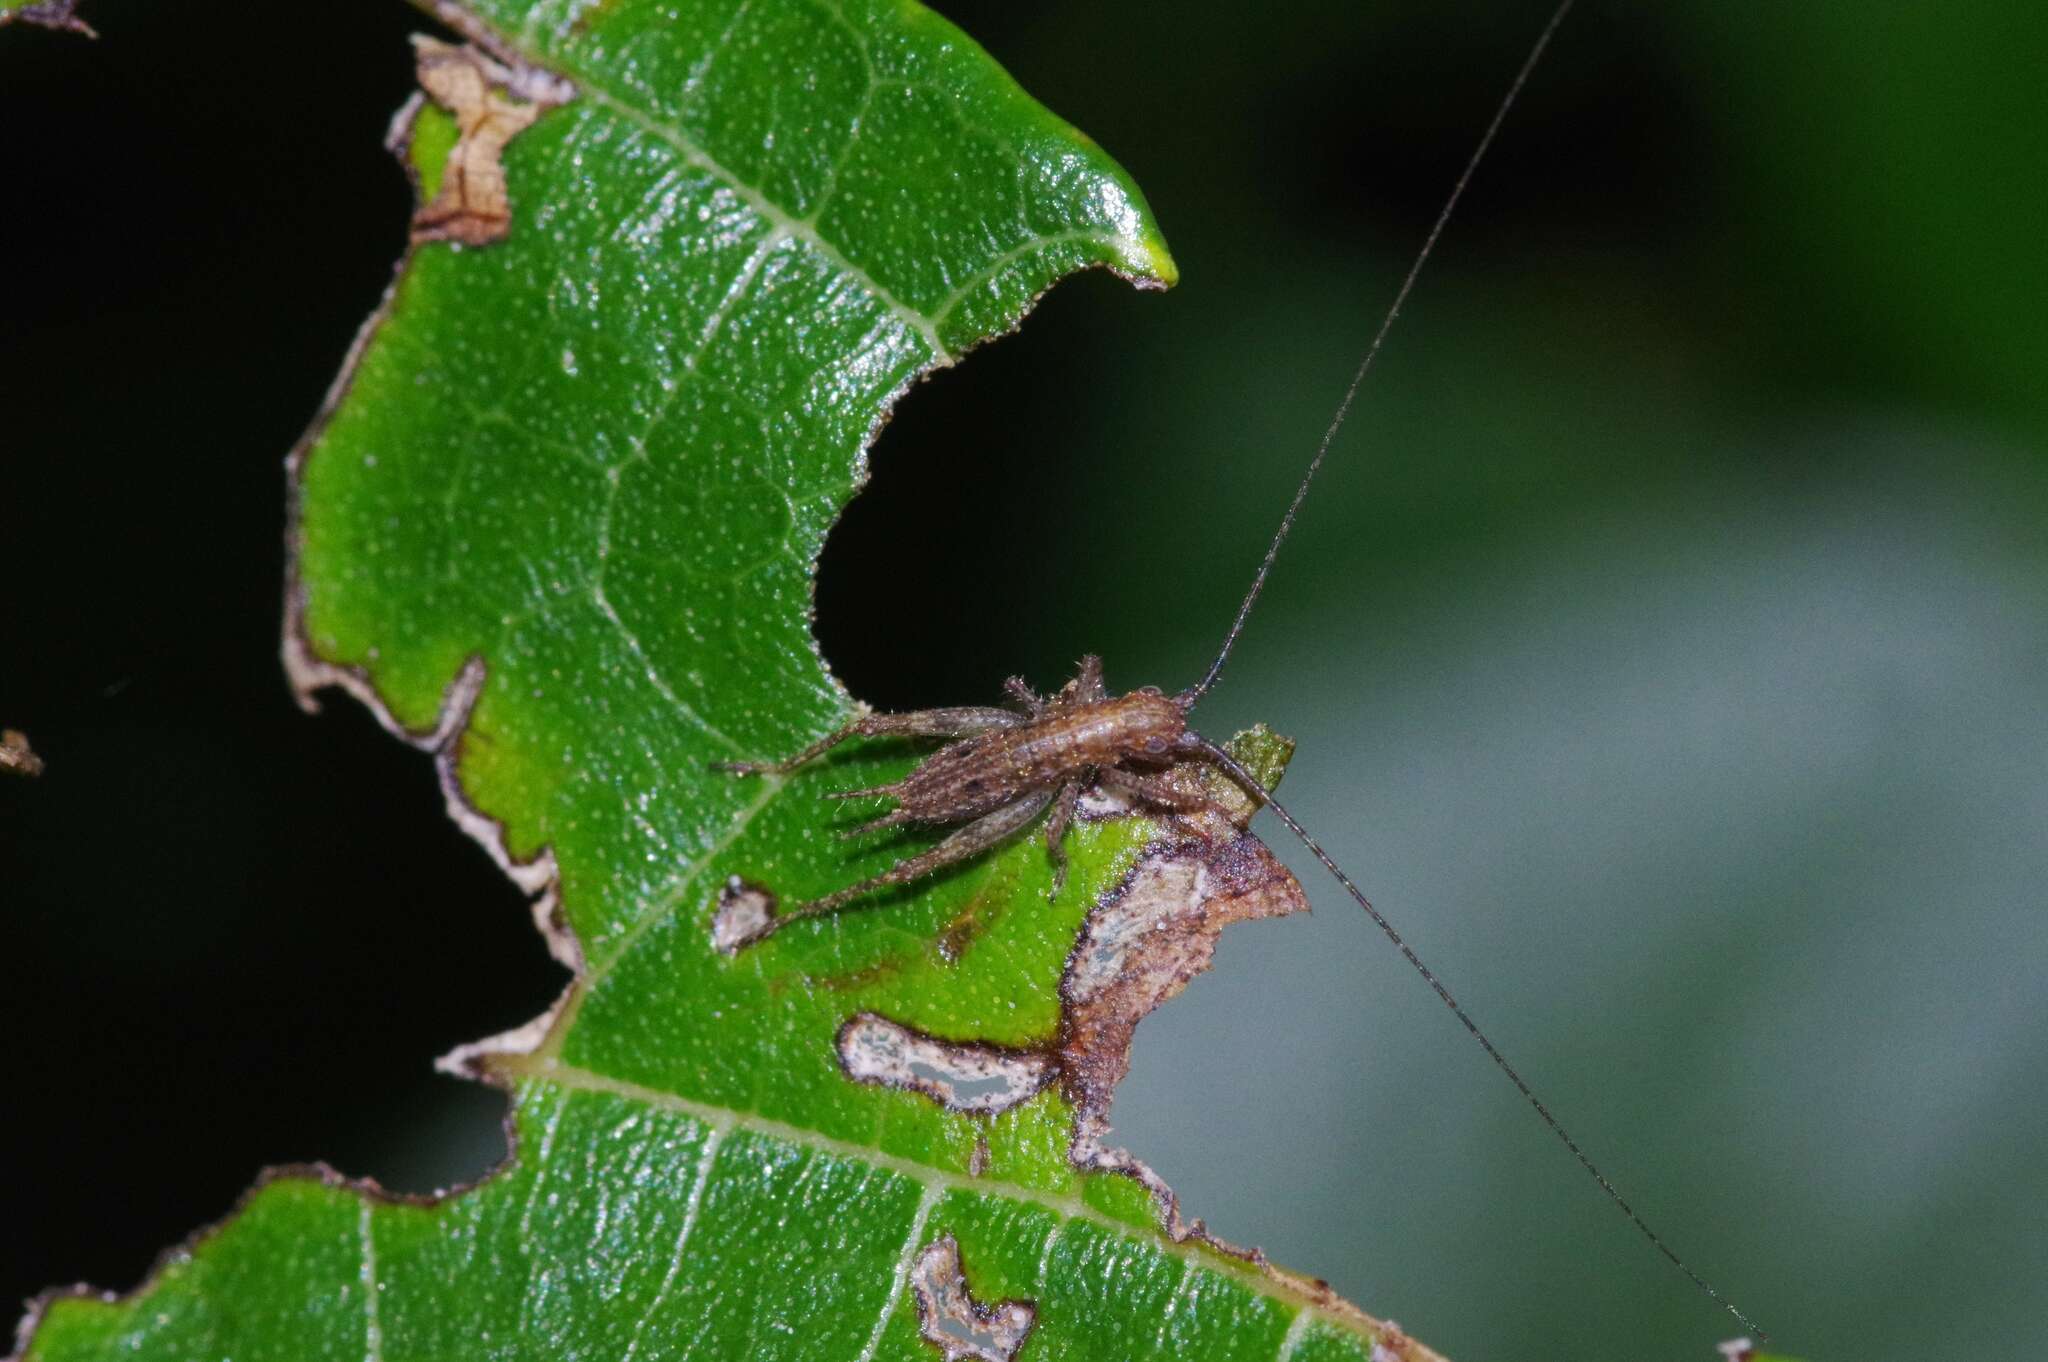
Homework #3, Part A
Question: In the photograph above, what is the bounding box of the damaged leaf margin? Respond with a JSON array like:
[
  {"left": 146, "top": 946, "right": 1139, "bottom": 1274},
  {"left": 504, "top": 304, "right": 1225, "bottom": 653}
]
[
  {"left": 14, "top": 2, "right": 1430, "bottom": 1360},
  {"left": 394, "top": 37, "right": 571, "bottom": 245}
]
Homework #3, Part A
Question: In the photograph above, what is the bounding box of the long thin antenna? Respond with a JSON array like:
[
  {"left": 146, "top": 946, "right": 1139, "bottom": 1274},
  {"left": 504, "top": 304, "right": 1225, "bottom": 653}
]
[
  {"left": 1188, "top": 0, "right": 1577, "bottom": 705},
  {"left": 1195, "top": 738, "right": 1768, "bottom": 1340}
]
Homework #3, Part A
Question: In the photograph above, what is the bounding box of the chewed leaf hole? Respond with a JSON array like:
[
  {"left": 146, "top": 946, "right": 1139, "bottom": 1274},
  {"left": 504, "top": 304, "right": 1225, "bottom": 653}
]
[
  {"left": 909, "top": 1234, "right": 1035, "bottom": 1362},
  {"left": 710, "top": 875, "right": 779, "bottom": 953},
  {"left": 836, "top": 1013, "right": 1053, "bottom": 1116},
  {"left": 812, "top": 274, "right": 1145, "bottom": 713}
]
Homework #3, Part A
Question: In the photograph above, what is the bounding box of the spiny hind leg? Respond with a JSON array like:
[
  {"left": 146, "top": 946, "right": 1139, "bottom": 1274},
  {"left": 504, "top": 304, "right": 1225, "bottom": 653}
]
[
  {"left": 1051, "top": 655, "right": 1107, "bottom": 708},
  {"left": 713, "top": 706, "right": 1021, "bottom": 776},
  {"left": 858, "top": 706, "right": 1023, "bottom": 738},
  {"left": 1098, "top": 765, "right": 1210, "bottom": 813},
  {"left": 778, "top": 786, "right": 1057, "bottom": 925},
  {"left": 1074, "top": 654, "right": 1106, "bottom": 701},
  {"left": 1042, "top": 777, "right": 1084, "bottom": 898},
  {"left": 1003, "top": 676, "right": 1044, "bottom": 715}
]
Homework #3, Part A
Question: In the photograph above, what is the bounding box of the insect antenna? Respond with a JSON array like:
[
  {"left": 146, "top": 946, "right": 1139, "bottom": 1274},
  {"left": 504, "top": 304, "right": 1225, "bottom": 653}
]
[
  {"left": 1185, "top": 0, "right": 1577, "bottom": 707},
  {"left": 1195, "top": 739, "right": 1767, "bottom": 1338},
  {"left": 1174, "top": 2, "right": 1769, "bottom": 1333}
]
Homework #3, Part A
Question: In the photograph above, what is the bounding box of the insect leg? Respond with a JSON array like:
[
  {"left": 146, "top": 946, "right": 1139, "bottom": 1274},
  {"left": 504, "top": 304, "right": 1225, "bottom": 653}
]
[
  {"left": 1003, "top": 676, "right": 1044, "bottom": 714},
  {"left": 779, "top": 786, "right": 1059, "bottom": 923},
  {"left": 1097, "top": 765, "right": 1208, "bottom": 813},
  {"left": 1042, "top": 777, "right": 1084, "bottom": 897},
  {"left": 854, "top": 707, "right": 1024, "bottom": 737},
  {"left": 1074, "top": 654, "right": 1106, "bottom": 701},
  {"left": 838, "top": 808, "right": 912, "bottom": 839},
  {"left": 713, "top": 706, "right": 1021, "bottom": 775}
]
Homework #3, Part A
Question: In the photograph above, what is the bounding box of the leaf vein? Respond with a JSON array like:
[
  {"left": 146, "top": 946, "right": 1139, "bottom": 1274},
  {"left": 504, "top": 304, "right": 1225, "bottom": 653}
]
[
  {"left": 357, "top": 1200, "right": 383, "bottom": 1362},
  {"left": 587, "top": 229, "right": 790, "bottom": 760},
  {"left": 929, "top": 228, "right": 1105, "bottom": 336},
  {"left": 1276, "top": 1304, "right": 1315, "bottom": 1362},
  {"left": 677, "top": 0, "right": 756, "bottom": 107},
  {"left": 620, "top": 1123, "right": 729, "bottom": 1362},
  {"left": 855, "top": 1181, "right": 941, "bottom": 1362},
  {"left": 563, "top": 77, "right": 949, "bottom": 361},
  {"left": 581, "top": 764, "right": 787, "bottom": 979},
  {"left": 1147, "top": 1254, "right": 1196, "bottom": 1359}
]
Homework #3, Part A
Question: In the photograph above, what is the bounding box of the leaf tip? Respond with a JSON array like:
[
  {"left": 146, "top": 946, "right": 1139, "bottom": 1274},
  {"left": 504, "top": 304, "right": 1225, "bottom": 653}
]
[{"left": 1130, "top": 232, "right": 1180, "bottom": 291}]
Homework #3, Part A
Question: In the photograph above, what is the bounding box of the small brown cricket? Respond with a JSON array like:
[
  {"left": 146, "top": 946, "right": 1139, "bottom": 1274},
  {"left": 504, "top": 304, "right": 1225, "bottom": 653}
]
[
  {"left": 713, "top": 656, "right": 1261, "bottom": 927},
  {"left": 719, "top": 0, "right": 1764, "bottom": 1338}
]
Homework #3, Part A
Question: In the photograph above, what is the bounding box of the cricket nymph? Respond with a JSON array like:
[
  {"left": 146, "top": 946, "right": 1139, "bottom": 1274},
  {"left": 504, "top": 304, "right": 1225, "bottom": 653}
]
[
  {"left": 715, "top": 655, "right": 1256, "bottom": 929},
  {"left": 862, "top": 682, "right": 1193, "bottom": 824},
  {"left": 716, "top": 4, "right": 1765, "bottom": 1330}
]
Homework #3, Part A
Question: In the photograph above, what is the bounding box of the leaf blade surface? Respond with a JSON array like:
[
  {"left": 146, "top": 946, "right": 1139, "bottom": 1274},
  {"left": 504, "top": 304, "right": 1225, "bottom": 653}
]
[{"left": 17, "top": 4, "right": 1416, "bottom": 1360}]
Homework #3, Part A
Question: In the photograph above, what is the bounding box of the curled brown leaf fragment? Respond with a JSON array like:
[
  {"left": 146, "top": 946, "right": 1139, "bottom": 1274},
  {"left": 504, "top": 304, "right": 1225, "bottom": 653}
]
[
  {"left": 1, "top": 729, "right": 44, "bottom": 777},
  {"left": 400, "top": 37, "right": 569, "bottom": 247}
]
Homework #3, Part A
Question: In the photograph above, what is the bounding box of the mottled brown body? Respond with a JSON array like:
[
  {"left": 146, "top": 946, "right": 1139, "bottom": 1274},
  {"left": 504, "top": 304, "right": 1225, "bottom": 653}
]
[
  {"left": 883, "top": 685, "right": 1187, "bottom": 824},
  {"left": 715, "top": 655, "right": 1224, "bottom": 925}
]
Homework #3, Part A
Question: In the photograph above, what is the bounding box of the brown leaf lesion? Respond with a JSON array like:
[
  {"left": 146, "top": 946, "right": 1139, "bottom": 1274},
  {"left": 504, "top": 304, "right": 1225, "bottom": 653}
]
[
  {"left": 1055, "top": 783, "right": 1309, "bottom": 1252},
  {"left": 835, "top": 1012, "right": 1055, "bottom": 1117},
  {"left": 711, "top": 874, "right": 780, "bottom": 953},
  {"left": 908, "top": 1234, "right": 1035, "bottom": 1362},
  {"left": 807, "top": 732, "right": 1419, "bottom": 1337},
  {"left": 398, "top": 37, "right": 571, "bottom": 247}
]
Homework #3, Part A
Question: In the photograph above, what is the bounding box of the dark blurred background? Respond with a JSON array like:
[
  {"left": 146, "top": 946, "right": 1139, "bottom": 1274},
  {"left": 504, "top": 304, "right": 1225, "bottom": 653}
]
[{"left": 2, "top": 2, "right": 2043, "bottom": 1359}]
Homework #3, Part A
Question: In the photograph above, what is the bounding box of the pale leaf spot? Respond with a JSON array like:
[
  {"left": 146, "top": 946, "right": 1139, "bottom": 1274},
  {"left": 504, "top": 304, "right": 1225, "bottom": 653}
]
[{"left": 908, "top": 1234, "right": 1034, "bottom": 1362}]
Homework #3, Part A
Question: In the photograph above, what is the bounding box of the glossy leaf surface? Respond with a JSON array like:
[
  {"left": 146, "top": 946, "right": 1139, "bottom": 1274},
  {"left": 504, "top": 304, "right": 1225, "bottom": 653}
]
[{"left": 16, "top": 2, "right": 1413, "bottom": 1359}]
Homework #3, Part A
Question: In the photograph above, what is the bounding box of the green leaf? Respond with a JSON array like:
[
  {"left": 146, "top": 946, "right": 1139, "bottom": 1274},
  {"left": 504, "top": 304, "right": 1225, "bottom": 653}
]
[{"left": 15, "top": 3, "right": 1422, "bottom": 1360}]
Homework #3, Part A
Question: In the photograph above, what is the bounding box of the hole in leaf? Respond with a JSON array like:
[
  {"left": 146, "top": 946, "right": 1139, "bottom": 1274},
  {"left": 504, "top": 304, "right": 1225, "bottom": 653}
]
[
  {"left": 0, "top": 0, "right": 557, "bottom": 1311},
  {"left": 815, "top": 274, "right": 1151, "bottom": 712}
]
